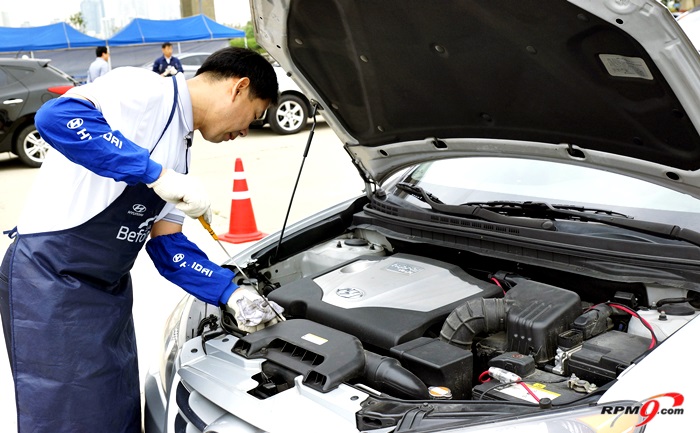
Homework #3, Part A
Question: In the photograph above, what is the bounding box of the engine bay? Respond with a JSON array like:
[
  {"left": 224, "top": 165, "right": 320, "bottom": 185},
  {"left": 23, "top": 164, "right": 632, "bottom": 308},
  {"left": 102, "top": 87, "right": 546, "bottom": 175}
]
[{"left": 221, "top": 220, "right": 700, "bottom": 407}]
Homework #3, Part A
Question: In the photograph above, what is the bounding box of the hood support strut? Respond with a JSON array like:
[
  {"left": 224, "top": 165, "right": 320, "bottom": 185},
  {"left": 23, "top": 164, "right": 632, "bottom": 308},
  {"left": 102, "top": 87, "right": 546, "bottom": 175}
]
[{"left": 273, "top": 103, "right": 320, "bottom": 261}]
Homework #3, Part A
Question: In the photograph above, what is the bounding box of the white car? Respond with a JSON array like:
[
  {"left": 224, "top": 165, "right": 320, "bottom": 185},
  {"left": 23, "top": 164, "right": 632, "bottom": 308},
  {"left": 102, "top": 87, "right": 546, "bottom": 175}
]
[
  {"left": 251, "top": 65, "right": 314, "bottom": 135},
  {"left": 145, "top": 1, "right": 700, "bottom": 432}
]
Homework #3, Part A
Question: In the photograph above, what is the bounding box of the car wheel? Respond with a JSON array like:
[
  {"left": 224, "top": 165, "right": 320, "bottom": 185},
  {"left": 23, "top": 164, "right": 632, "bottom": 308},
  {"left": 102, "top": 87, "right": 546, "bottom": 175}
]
[
  {"left": 16, "top": 124, "right": 50, "bottom": 168},
  {"left": 268, "top": 94, "right": 308, "bottom": 135}
]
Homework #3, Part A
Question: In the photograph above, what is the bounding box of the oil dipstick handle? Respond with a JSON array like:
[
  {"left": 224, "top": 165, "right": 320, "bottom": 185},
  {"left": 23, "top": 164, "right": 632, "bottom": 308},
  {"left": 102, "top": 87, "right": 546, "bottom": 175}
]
[{"left": 198, "top": 215, "right": 219, "bottom": 241}]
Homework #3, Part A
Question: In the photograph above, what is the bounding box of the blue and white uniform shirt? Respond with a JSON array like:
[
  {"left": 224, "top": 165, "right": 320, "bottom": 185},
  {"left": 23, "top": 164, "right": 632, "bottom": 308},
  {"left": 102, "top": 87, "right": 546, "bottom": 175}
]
[{"left": 19, "top": 67, "right": 193, "bottom": 234}]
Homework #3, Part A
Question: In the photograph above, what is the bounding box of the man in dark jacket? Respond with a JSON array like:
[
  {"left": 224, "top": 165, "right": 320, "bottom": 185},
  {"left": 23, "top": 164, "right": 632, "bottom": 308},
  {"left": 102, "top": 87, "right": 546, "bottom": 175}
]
[{"left": 152, "top": 42, "right": 184, "bottom": 76}]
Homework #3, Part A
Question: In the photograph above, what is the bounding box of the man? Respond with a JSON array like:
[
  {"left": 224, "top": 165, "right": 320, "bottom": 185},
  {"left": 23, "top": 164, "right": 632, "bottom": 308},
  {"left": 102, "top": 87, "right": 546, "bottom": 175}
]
[
  {"left": 86, "top": 45, "right": 110, "bottom": 83},
  {"left": 153, "top": 41, "right": 184, "bottom": 76},
  {"left": 0, "top": 47, "right": 280, "bottom": 433}
]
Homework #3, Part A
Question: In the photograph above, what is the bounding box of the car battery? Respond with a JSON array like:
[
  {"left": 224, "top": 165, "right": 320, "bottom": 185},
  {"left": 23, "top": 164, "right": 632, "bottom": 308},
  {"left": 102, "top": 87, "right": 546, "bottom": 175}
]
[
  {"left": 472, "top": 368, "right": 585, "bottom": 405},
  {"left": 568, "top": 330, "right": 651, "bottom": 385}
]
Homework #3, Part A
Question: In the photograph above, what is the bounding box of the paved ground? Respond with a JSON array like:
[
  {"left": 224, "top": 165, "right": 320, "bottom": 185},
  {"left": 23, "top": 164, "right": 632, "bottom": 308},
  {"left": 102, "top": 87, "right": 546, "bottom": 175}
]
[{"left": 0, "top": 122, "right": 364, "bottom": 430}]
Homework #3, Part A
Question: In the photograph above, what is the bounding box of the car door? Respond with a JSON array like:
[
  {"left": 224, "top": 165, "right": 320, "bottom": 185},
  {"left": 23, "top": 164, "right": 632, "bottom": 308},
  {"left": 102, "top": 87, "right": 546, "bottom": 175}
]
[
  {"left": 0, "top": 65, "right": 29, "bottom": 151},
  {"left": 180, "top": 54, "right": 209, "bottom": 79}
]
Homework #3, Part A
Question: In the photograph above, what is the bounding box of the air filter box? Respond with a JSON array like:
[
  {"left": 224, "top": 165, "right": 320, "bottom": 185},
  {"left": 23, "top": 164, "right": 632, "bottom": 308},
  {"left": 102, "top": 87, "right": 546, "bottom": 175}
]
[{"left": 505, "top": 280, "right": 581, "bottom": 363}]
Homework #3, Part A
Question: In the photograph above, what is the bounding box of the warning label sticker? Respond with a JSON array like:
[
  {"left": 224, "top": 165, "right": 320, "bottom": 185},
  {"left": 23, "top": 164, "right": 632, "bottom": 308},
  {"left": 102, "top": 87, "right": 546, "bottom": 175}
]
[
  {"left": 496, "top": 383, "right": 561, "bottom": 403},
  {"left": 599, "top": 54, "right": 654, "bottom": 80}
]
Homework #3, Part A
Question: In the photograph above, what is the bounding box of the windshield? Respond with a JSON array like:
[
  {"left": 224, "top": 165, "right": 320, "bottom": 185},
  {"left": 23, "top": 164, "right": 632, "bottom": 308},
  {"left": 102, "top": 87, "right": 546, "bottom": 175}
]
[{"left": 390, "top": 158, "right": 700, "bottom": 230}]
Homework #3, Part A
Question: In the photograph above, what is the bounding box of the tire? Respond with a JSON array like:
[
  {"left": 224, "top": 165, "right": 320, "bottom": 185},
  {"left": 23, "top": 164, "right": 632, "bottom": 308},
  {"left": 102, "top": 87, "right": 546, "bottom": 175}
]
[
  {"left": 15, "top": 124, "right": 50, "bottom": 168},
  {"left": 268, "top": 94, "right": 308, "bottom": 135}
]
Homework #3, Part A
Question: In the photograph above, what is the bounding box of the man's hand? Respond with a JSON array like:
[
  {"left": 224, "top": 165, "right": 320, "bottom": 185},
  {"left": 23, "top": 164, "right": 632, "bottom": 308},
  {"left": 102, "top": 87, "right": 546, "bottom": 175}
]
[
  {"left": 147, "top": 169, "right": 212, "bottom": 223},
  {"left": 226, "top": 285, "right": 284, "bottom": 333}
]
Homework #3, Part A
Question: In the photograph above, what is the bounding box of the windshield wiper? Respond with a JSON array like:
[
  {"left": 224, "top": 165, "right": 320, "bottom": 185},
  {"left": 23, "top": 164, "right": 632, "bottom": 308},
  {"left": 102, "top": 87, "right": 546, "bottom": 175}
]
[
  {"left": 464, "top": 201, "right": 631, "bottom": 219},
  {"left": 465, "top": 200, "right": 700, "bottom": 247},
  {"left": 395, "top": 183, "right": 556, "bottom": 230}
]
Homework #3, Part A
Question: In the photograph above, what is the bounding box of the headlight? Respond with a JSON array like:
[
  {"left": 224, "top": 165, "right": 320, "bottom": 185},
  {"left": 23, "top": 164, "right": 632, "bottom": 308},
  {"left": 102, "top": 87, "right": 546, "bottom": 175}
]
[
  {"left": 158, "top": 295, "right": 191, "bottom": 394},
  {"left": 442, "top": 405, "right": 642, "bottom": 433}
]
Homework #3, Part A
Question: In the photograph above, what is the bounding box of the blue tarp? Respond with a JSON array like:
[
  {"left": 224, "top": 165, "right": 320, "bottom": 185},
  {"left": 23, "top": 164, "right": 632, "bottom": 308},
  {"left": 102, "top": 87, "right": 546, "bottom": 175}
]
[
  {"left": 0, "top": 22, "right": 106, "bottom": 52},
  {"left": 107, "top": 14, "right": 245, "bottom": 46}
]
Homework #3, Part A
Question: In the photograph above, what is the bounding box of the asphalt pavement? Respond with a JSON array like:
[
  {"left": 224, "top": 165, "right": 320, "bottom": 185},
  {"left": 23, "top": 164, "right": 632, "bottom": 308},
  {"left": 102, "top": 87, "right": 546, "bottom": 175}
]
[{"left": 0, "top": 122, "right": 364, "bottom": 430}]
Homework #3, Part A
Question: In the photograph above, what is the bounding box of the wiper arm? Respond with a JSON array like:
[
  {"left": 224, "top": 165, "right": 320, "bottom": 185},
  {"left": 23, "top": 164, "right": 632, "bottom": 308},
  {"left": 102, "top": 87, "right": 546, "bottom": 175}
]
[
  {"left": 467, "top": 201, "right": 700, "bottom": 247},
  {"left": 464, "top": 201, "right": 631, "bottom": 219},
  {"left": 395, "top": 183, "right": 556, "bottom": 231}
]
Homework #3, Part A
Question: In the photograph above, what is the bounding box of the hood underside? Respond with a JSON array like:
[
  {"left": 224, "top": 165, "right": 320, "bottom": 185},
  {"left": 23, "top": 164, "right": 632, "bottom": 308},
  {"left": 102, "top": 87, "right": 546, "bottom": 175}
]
[{"left": 253, "top": 0, "right": 700, "bottom": 189}]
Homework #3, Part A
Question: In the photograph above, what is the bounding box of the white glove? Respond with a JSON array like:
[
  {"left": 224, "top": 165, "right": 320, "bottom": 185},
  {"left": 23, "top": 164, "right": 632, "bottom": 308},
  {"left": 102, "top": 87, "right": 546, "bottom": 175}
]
[
  {"left": 147, "top": 169, "right": 212, "bottom": 223},
  {"left": 226, "top": 285, "right": 284, "bottom": 333}
]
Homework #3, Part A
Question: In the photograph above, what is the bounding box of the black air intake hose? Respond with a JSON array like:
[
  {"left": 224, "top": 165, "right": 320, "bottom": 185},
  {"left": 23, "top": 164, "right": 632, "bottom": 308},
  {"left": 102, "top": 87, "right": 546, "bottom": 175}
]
[
  {"left": 363, "top": 351, "right": 429, "bottom": 399},
  {"left": 439, "top": 298, "right": 510, "bottom": 350}
]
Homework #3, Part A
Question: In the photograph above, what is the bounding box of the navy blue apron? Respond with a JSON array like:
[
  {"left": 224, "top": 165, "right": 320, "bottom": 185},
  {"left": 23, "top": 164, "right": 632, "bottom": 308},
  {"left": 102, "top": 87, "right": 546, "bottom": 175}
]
[{"left": 0, "top": 76, "right": 180, "bottom": 433}]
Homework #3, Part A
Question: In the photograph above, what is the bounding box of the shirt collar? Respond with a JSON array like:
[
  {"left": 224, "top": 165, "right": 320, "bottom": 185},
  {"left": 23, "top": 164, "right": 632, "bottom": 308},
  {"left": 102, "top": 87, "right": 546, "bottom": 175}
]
[{"left": 175, "top": 73, "right": 194, "bottom": 135}]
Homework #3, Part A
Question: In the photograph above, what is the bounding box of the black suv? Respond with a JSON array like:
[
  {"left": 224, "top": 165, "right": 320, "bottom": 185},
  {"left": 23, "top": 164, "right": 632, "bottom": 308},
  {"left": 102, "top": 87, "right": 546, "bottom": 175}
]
[{"left": 0, "top": 58, "right": 76, "bottom": 167}]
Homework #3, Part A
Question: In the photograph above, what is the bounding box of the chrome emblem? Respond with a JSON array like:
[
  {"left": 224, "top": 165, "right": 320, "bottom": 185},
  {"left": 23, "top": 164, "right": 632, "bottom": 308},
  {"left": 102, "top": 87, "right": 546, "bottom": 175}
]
[
  {"left": 132, "top": 204, "right": 147, "bottom": 213},
  {"left": 66, "top": 118, "right": 84, "bottom": 129},
  {"left": 336, "top": 287, "right": 364, "bottom": 299},
  {"left": 173, "top": 253, "right": 185, "bottom": 263}
]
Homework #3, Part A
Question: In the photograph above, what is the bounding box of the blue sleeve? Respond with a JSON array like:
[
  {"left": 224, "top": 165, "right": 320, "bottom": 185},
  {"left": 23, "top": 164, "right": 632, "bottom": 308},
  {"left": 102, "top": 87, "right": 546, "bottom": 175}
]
[
  {"left": 146, "top": 232, "right": 239, "bottom": 305},
  {"left": 152, "top": 58, "right": 161, "bottom": 73},
  {"left": 35, "top": 97, "right": 162, "bottom": 185},
  {"left": 174, "top": 58, "right": 184, "bottom": 73}
]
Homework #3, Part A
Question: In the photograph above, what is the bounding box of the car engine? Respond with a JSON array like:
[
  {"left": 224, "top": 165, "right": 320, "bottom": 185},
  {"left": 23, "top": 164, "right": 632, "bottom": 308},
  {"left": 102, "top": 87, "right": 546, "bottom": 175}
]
[{"left": 222, "top": 225, "right": 700, "bottom": 406}]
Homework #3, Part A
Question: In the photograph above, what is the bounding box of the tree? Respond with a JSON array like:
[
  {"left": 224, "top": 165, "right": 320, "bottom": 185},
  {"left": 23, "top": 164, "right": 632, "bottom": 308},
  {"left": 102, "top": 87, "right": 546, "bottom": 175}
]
[
  {"left": 229, "top": 21, "right": 264, "bottom": 53},
  {"left": 68, "top": 12, "right": 86, "bottom": 32}
]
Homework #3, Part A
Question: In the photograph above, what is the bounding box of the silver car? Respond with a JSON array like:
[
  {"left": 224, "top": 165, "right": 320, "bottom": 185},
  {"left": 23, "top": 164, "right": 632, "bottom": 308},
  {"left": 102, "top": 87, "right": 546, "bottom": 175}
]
[{"left": 145, "top": 1, "right": 700, "bottom": 432}]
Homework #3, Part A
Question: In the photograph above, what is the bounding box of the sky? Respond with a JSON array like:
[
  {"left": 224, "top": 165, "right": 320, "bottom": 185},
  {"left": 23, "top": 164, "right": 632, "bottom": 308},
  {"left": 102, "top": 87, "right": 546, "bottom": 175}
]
[{"left": 0, "top": 0, "right": 252, "bottom": 28}]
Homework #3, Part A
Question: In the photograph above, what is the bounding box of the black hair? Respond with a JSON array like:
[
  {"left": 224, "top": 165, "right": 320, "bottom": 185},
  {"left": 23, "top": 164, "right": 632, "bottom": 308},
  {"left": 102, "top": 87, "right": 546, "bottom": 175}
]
[
  {"left": 95, "top": 46, "right": 108, "bottom": 57},
  {"left": 195, "top": 47, "right": 279, "bottom": 105},
  {"left": 162, "top": 42, "right": 172, "bottom": 49}
]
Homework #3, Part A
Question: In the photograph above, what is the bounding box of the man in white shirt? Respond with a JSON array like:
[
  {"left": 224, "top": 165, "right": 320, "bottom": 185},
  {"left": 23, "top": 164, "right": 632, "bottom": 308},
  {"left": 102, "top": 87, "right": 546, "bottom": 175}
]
[
  {"left": 86, "top": 45, "right": 110, "bottom": 83},
  {"left": 0, "top": 47, "right": 280, "bottom": 433}
]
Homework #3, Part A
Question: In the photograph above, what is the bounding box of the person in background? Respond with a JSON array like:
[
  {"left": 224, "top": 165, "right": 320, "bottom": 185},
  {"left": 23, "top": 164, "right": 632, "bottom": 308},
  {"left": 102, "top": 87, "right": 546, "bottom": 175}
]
[
  {"left": 86, "top": 45, "right": 110, "bottom": 83},
  {"left": 153, "top": 42, "right": 184, "bottom": 77}
]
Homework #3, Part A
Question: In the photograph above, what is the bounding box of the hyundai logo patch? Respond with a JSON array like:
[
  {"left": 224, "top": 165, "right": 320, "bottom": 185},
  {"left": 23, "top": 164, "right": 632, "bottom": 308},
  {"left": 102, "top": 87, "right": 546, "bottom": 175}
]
[
  {"left": 132, "top": 204, "right": 147, "bottom": 213},
  {"left": 336, "top": 287, "right": 364, "bottom": 299},
  {"left": 66, "top": 118, "right": 84, "bottom": 129}
]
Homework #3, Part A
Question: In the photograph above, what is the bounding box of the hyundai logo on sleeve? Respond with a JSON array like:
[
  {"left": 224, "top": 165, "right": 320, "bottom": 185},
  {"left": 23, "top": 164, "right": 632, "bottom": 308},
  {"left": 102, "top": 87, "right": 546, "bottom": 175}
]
[
  {"left": 66, "top": 118, "right": 84, "bottom": 129},
  {"left": 173, "top": 254, "right": 185, "bottom": 263}
]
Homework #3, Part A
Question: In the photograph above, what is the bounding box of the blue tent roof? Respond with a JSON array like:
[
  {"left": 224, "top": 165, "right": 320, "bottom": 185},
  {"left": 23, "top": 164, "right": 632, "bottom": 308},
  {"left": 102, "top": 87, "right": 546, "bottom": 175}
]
[
  {"left": 0, "top": 22, "right": 106, "bottom": 52},
  {"left": 107, "top": 15, "right": 245, "bottom": 47}
]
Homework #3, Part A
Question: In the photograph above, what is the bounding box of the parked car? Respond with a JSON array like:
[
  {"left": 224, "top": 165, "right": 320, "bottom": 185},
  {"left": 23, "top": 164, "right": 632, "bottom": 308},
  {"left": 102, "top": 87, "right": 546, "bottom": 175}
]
[
  {"left": 252, "top": 65, "right": 313, "bottom": 135},
  {"left": 677, "top": 7, "right": 700, "bottom": 50},
  {"left": 0, "top": 58, "right": 75, "bottom": 167},
  {"left": 141, "top": 52, "right": 213, "bottom": 80},
  {"left": 145, "top": 1, "right": 700, "bottom": 432}
]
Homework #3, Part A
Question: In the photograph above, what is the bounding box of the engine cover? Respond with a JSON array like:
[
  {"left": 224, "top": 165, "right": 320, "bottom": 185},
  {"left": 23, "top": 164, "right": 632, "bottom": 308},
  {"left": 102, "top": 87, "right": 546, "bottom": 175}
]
[{"left": 268, "top": 254, "right": 502, "bottom": 350}]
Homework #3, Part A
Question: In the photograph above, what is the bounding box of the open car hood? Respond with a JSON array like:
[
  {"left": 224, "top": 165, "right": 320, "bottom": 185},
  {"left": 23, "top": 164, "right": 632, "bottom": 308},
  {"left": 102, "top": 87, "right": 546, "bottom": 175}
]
[{"left": 252, "top": 0, "right": 700, "bottom": 196}]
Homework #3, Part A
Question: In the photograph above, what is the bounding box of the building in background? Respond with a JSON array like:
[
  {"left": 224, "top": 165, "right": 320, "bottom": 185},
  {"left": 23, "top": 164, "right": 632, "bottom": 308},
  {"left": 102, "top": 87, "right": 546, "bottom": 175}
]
[
  {"left": 181, "top": 0, "right": 216, "bottom": 20},
  {"left": 80, "top": 0, "right": 105, "bottom": 36}
]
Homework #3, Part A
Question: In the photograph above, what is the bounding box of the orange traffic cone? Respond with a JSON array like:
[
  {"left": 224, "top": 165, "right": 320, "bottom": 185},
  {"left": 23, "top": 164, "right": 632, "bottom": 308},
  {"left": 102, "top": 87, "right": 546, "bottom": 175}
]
[{"left": 219, "top": 158, "right": 266, "bottom": 243}]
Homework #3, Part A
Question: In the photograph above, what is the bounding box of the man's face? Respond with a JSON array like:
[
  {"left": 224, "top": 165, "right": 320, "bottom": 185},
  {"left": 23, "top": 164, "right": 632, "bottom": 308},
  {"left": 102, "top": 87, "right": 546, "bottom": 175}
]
[
  {"left": 162, "top": 45, "right": 173, "bottom": 58},
  {"left": 199, "top": 78, "right": 270, "bottom": 143}
]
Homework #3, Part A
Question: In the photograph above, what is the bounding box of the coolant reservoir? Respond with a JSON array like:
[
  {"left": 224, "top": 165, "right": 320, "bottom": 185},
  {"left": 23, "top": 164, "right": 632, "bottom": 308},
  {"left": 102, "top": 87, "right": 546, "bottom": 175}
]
[
  {"left": 300, "top": 238, "right": 385, "bottom": 275},
  {"left": 628, "top": 307, "right": 698, "bottom": 342}
]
